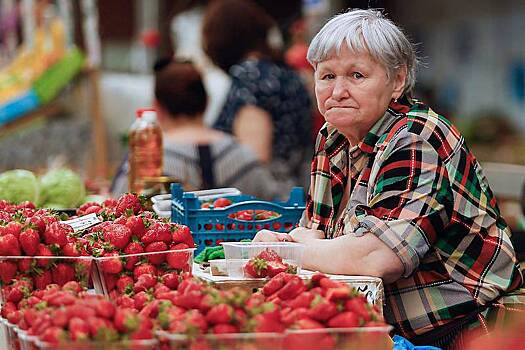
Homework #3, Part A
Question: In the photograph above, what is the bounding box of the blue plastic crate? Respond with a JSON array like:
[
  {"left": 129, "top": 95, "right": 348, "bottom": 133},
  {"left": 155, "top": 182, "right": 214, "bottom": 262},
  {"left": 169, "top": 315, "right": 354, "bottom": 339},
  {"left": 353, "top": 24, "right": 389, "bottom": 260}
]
[{"left": 170, "top": 184, "right": 306, "bottom": 254}]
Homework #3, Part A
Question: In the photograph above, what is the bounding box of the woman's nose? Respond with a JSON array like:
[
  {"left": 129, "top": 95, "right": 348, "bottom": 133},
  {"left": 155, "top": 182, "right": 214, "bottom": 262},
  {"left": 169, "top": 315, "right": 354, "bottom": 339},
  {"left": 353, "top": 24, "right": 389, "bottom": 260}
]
[{"left": 331, "top": 77, "right": 350, "bottom": 100}]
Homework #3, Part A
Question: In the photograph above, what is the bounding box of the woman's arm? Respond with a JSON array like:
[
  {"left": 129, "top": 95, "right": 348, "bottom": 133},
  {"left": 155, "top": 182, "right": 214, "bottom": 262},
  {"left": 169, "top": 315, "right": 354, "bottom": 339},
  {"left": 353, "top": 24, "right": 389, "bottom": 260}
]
[
  {"left": 254, "top": 227, "right": 404, "bottom": 283},
  {"left": 297, "top": 232, "right": 404, "bottom": 283},
  {"left": 233, "top": 105, "right": 273, "bottom": 163}
]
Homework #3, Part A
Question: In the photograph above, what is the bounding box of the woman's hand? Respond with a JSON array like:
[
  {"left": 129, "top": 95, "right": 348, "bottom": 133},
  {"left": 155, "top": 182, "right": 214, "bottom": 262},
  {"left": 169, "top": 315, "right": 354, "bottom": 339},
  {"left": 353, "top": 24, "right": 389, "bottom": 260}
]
[
  {"left": 289, "top": 227, "right": 325, "bottom": 243},
  {"left": 252, "top": 229, "right": 294, "bottom": 242}
]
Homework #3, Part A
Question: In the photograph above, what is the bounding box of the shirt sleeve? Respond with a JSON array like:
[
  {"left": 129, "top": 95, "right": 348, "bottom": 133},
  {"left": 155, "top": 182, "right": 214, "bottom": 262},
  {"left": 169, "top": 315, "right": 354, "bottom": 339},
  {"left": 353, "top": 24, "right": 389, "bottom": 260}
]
[{"left": 346, "top": 133, "right": 453, "bottom": 277}]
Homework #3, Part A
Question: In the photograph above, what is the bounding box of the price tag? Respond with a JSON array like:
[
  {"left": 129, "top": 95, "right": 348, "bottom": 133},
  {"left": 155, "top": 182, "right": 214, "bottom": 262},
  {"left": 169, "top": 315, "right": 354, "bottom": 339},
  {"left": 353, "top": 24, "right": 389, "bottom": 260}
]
[{"left": 62, "top": 213, "right": 101, "bottom": 232}]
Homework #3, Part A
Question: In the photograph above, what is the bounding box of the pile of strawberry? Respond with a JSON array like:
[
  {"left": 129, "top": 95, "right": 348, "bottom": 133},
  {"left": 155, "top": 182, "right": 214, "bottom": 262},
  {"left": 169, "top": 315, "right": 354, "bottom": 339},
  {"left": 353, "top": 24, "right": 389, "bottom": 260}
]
[
  {"left": 244, "top": 249, "right": 297, "bottom": 278},
  {"left": 151, "top": 273, "right": 385, "bottom": 350},
  {"left": 75, "top": 195, "right": 195, "bottom": 297},
  {"left": 1, "top": 281, "right": 155, "bottom": 345},
  {"left": 0, "top": 200, "right": 94, "bottom": 297}
]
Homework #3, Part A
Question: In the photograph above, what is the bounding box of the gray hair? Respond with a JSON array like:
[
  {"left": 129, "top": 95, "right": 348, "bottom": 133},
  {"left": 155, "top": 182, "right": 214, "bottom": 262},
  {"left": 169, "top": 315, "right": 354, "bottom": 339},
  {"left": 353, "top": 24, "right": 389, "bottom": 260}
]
[{"left": 307, "top": 9, "right": 418, "bottom": 94}]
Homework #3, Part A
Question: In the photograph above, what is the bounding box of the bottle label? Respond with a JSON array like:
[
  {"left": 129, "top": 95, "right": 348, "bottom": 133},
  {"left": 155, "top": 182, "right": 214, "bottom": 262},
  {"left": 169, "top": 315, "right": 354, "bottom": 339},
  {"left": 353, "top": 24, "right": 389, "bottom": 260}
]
[{"left": 62, "top": 213, "right": 102, "bottom": 232}]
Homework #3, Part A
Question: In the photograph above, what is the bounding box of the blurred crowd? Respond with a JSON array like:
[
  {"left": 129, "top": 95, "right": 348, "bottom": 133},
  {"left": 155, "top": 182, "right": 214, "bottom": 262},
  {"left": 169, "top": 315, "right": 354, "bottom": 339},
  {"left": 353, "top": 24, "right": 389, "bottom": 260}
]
[{"left": 112, "top": 0, "right": 319, "bottom": 199}]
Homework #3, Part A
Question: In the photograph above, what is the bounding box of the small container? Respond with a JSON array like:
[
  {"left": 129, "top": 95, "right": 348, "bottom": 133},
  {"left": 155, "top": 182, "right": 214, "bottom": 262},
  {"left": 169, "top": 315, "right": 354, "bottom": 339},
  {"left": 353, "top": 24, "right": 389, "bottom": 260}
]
[
  {"left": 34, "top": 338, "right": 159, "bottom": 350},
  {"left": 92, "top": 248, "right": 195, "bottom": 298},
  {"left": 209, "top": 259, "right": 228, "bottom": 276},
  {"left": 0, "top": 256, "right": 93, "bottom": 303},
  {"left": 221, "top": 242, "right": 305, "bottom": 278},
  {"left": 157, "top": 330, "right": 285, "bottom": 350},
  {"left": 284, "top": 326, "right": 393, "bottom": 350}
]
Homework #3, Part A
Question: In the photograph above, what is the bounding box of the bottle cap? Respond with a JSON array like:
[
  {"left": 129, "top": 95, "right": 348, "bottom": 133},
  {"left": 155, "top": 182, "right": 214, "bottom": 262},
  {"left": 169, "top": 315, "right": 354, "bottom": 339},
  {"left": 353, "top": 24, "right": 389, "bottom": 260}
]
[{"left": 136, "top": 108, "right": 155, "bottom": 118}]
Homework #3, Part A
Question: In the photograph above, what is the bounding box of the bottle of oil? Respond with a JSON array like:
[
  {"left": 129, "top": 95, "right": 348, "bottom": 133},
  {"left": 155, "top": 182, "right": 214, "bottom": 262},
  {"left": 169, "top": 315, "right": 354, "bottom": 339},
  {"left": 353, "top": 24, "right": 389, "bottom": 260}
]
[{"left": 128, "top": 109, "right": 163, "bottom": 193}]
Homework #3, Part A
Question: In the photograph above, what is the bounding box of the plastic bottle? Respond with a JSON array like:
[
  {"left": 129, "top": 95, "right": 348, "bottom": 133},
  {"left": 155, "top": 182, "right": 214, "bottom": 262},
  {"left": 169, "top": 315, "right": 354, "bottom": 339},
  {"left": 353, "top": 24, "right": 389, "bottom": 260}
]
[{"left": 128, "top": 109, "right": 163, "bottom": 193}]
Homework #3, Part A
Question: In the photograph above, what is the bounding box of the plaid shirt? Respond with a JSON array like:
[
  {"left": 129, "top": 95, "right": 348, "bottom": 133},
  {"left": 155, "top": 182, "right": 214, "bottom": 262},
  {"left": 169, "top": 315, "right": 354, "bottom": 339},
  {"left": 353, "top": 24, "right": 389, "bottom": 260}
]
[{"left": 300, "top": 98, "right": 523, "bottom": 338}]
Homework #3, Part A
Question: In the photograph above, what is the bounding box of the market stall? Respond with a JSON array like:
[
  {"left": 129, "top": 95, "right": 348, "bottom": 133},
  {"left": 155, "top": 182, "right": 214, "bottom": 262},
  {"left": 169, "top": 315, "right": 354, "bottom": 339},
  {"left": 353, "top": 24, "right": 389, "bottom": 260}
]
[{"left": 0, "top": 191, "right": 394, "bottom": 350}]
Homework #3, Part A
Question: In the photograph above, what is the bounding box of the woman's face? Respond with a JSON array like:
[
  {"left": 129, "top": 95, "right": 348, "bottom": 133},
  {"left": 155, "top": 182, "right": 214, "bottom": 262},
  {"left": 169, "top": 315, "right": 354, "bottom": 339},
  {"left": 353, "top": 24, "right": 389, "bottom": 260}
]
[{"left": 314, "top": 45, "right": 406, "bottom": 144}]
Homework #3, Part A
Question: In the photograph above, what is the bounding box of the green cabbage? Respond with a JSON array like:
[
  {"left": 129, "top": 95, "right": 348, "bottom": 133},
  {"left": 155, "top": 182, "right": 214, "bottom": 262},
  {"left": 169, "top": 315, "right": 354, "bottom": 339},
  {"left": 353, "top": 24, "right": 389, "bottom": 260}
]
[
  {"left": 39, "top": 168, "right": 85, "bottom": 209},
  {"left": 0, "top": 169, "right": 39, "bottom": 204}
]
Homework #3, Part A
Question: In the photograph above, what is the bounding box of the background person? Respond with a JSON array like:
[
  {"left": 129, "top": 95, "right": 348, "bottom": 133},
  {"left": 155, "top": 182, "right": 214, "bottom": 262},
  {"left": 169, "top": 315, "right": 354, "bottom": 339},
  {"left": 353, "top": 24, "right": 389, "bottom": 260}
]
[
  {"left": 202, "top": 0, "right": 313, "bottom": 188},
  {"left": 112, "top": 59, "right": 292, "bottom": 200}
]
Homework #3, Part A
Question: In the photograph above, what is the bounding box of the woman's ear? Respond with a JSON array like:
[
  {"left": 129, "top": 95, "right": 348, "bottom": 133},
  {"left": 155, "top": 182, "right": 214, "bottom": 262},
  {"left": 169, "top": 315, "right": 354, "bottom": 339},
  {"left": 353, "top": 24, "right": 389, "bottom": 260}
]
[{"left": 392, "top": 65, "right": 408, "bottom": 99}]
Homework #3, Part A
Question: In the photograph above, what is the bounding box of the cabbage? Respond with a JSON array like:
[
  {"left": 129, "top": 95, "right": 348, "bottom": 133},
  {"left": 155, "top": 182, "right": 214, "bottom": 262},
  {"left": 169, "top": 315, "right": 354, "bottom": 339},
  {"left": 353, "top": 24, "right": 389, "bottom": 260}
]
[
  {"left": 0, "top": 169, "right": 39, "bottom": 204},
  {"left": 39, "top": 168, "right": 85, "bottom": 209}
]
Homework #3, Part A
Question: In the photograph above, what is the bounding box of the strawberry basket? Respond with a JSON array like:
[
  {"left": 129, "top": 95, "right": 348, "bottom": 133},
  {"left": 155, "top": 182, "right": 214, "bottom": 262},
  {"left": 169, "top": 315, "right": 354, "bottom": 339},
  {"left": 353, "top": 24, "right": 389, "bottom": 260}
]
[
  {"left": 170, "top": 184, "right": 306, "bottom": 254},
  {"left": 0, "top": 256, "right": 93, "bottom": 303},
  {"left": 92, "top": 248, "right": 195, "bottom": 298},
  {"left": 157, "top": 327, "right": 392, "bottom": 350}
]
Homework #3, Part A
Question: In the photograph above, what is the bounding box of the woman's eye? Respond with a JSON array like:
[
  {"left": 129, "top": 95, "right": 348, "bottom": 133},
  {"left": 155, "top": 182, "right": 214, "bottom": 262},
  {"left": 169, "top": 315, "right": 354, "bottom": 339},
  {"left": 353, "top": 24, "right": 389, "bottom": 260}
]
[
  {"left": 321, "top": 73, "right": 335, "bottom": 80},
  {"left": 352, "top": 72, "right": 364, "bottom": 79}
]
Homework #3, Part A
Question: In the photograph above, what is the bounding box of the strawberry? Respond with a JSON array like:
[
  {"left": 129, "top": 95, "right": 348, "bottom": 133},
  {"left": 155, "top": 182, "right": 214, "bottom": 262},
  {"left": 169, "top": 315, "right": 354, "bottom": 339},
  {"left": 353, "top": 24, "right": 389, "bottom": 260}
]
[
  {"left": 257, "top": 249, "right": 282, "bottom": 262},
  {"left": 141, "top": 222, "right": 172, "bottom": 244},
  {"left": 319, "top": 277, "right": 343, "bottom": 289},
  {"left": 92, "top": 299, "right": 116, "bottom": 320},
  {"left": 69, "top": 317, "right": 90, "bottom": 340},
  {"left": 116, "top": 275, "right": 134, "bottom": 294},
  {"left": 18, "top": 258, "right": 33, "bottom": 273},
  {"left": 0, "top": 260, "right": 18, "bottom": 283},
  {"left": 281, "top": 307, "right": 309, "bottom": 326},
  {"left": 145, "top": 241, "right": 168, "bottom": 265},
  {"left": 63, "top": 281, "right": 82, "bottom": 293},
  {"left": 123, "top": 242, "right": 144, "bottom": 269},
  {"left": 1, "top": 301, "right": 17, "bottom": 319},
  {"left": 212, "top": 198, "right": 232, "bottom": 208},
  {"left": 126, "top": 216, "right": 146, "bottom": 238},
  {"left": 40, "top": 326, "right": 66, "bottom": 344},
  {"left": 114, "top": 308, "right": 140, "bottom": 333},
  {"left": 86, "top": 316, "right": 117, "bottom": 339},
  {"left": 26, "top": 215, "right": 46, "bottom": 234},
  {"left": 308, "top": 296, "right": 338, "bottom": 321},
  {"left": 103, "top": 198, "right": 118, "bottom": 208},
  {"left": 52, "top": 263, "right": 75, "bottom": 286},
  {"left": 116, "top": 295, "right": 135, "bottom": 309},
  {"left": 166, "top": 243, "right": 191, "bottom": 270},
  {"left": 7, "top": 310, "right": 22, "bottom": 325},
  {"left": 327, "top": 311, "right": 360, "bottom": 328},
  {"left": 33, "top": 269, "right": 53, "bottom": 289},
  {"left": 277, "top": 276, "right": 305, "bottom": 300},
  {"left": 161, "top": 272, "right": 180, "bottom": 290},
  {"left": 19, "top": 228, "right": 40, "bottom": 255},
  {"left": 100, "top": 252, "right": 123, "bottom": 274},
  {"left": 184, "top": 309, "right": 208, "bottom": 334},
  {"left": 129, "top": 317, "right": 154, "bottom": 339},
  {"left": 115, "top": 193, "right": 142, "bottom": 217},
  {"left": 134, "top": 274, "right": 157, "bottom": 293},
  {"left": 205, "top": 304, "right": 234, "bottom": 325},
  {"left": 35, "top": 244, "right": 53, "bottom": 267},
  {"left": 344, "top": 297, "right": 372, "bottom": 323},
  {"left": 6, "top": 285, "right": 26, "bottom": 303},
  {"left": 67, "top": 303, "right": 97, "bottom": 319},
  {"left": 288, "top": 291, "right": 315, "bottom": 309},
  {"left": 133, "top": 263, "right": 157, "bottom": 280},
  {"left": 252, "top": 309, "right": 285, "bottom": 333},
  {"left": 0, "top": 233, "right": 21, "bottom": 255},
  {"left": 62, "top": 242, "right": 82, "bottom": 257},
  {"left": 213, "top": 323, "right": 239, "bottom": 334},
  {"left": 262, "top": 272, "right": 287, "bottom": 296},
  {"left": 5, "top": 221, "right": 23, "bottom": 238},
  {"left": 103, "top": 224, "right": 132, "bottom": 250},
  {"left": 43, "top": 222, "right": 73, "bottom": 247},
  {"left": 77, "top": 202, "right": 99, "bottom": 216},
  {"left": 134, "top": 291, "right": 152, "bottom": 310},
  {"left": 244, "top": 258, "right": 268, "bottom": 278},
  {"left": 171, "top": 224, "right": 194, "bottom": 247},
  {"left": 266, "top": 260, "right": 289, "bottom": 278}
]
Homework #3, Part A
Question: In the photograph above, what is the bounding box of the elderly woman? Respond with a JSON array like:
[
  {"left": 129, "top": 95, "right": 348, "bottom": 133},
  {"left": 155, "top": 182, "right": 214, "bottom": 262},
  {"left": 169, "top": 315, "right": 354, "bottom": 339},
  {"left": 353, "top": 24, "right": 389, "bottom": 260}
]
[{"left": 254, "top": 9, "right": 523, "bottom": 349}]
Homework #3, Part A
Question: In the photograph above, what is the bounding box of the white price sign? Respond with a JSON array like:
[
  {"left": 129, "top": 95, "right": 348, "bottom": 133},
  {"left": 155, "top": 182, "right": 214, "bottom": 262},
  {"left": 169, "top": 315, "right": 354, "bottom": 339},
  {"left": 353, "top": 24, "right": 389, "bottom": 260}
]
[{"left": 62, "top": 213, "right": 101, "bottom": 232}]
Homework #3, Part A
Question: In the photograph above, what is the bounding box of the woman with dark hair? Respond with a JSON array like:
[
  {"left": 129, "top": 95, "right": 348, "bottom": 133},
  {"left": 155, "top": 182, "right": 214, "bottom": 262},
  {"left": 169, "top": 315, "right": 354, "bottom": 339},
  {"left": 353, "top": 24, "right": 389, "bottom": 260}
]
[
  {"left": 112, "top": 60, "right": 291, "bottom": 199},
  {"left": 202, "top": 0, "right": 313, "bottom": 186}
]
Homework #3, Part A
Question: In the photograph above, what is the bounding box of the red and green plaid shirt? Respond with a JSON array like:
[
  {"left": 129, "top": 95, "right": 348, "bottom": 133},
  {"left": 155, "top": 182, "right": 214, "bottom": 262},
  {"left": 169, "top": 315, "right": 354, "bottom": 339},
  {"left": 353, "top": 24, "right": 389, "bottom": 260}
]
[{"left": 300, "top": 98, "right": 523, "bottom": 338}]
